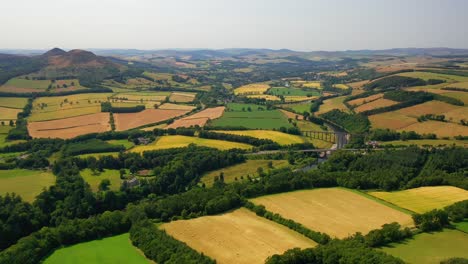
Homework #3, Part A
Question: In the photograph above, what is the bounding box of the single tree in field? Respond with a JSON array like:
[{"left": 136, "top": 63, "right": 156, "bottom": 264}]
[
  {"left": 9, "top": 120, "right": 14, "bottom": 126},
  {"left": 1, "top": 121, "right": 4, "bottom": 126},
  {"left": 98, "top": 179, "right": 111, "bottom": 191}
]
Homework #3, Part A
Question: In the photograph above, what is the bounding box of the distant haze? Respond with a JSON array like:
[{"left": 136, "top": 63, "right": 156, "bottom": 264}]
[{"left": 1, "top": 0, "right": 467, "bottom": 51}]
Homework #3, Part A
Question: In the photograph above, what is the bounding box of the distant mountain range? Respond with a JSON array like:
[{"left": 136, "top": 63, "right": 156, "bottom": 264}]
[{"left": 2, "top": 47, "right": 468, "bottom": 58}]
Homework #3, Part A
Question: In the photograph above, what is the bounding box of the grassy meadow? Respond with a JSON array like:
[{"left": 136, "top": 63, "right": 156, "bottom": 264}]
[
  {"left": 0, "top": 169, "right": 55, "bottom": 202},
  {"left": 381, "top": 229, "right": 468, "bottom": 264},
  {"left": 80, "top": 169, "right": 122, "bottom": 192},
  {"left": 44, "top": 233, "right": 150, "bottom": 264}
]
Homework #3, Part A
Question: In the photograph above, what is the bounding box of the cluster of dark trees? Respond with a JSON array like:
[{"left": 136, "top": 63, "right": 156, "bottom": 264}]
[
  {"left": 367, "top": 128, "right": 436, "bottom": 141},
  {"left": 0, "top": 87, "right": 113, "bottom": 98},
  {"left": 100, "top": 101, "right": 145, "bottom": 113},
  {"left": 0, "top": 54, "right": 44, "bottom": 85},
  {"left": 418, "top": 114, "right": 446, "bottom": 122},
  {"left": 445, "top": 200, "right": 468, "bottom": 222},
  {"left": 364, "top": 76, "right": 427, "bottom": 90},
  {"left": 245, "top": 202, "right": 331, "bottom": 244},
  {"left": 6, "top": 98, "right": 33, "bottom": 140},
  {"left": 442, "top": 87, "right": 468, "bottom": 92},
  {"left": 413, "top": 209, "right": 450, "bottom": 232},
  {"left": 130, "top": 220, "right": 215, "bottom": 264},
  {"left": 265, "top": 236, "right": 404, "bottom": 264},
  {"left": 320, "top": 109, "right": 370, "bottom": 133},
  {"left": 61, "top": 139, "right": 125, "bottom": 156},
  {"left": 364, "top": 222, "right": 412, "bottom": 247}
]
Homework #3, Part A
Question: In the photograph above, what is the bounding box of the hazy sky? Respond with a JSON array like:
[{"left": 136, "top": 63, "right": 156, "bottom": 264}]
[{"left": 1, "top": 0, "right": 467, "bottom": 51}]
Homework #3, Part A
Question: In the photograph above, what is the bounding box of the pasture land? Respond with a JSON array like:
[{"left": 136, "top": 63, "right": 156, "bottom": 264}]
[
  {"left": 354, "top": 98, "right": 399, "bottom": 113},
  {"left": 439, "top": 91, "right": 468, "bottom": 104},
  {"left": 381, "top": 229, "right": 468, "bottom": 264},
  {"left": 165, "top": 106, "right": 225, "bottom": 129},
  {"left": 279, "top": 109, "right": 304, "bottom": 120},
  {"left": 381, "top": 139, "right": 467, "bottom": 147},
  {"left": 107, "top": 139, "right": 134, "bottom": 149},
  {"left": 346, "top": 80, "right": 369, "bottom": 90},
  {"left": 158, "top": 103, "right": 195, "bottom": 111},
  {"left": 28, "top": 112, "right": 111, "bottom": 139},
  {"left": 0, "top": 97, "right": 28, "bottom": 109},
  {"left": 246, "top": 94, "right": 281, "bottom": 101},
  {"left": 114, "top": 109, "right": 190, "bottom": 131},
  {"left": 44, "top": 233, "right": 150, "bottom": 264},
  {"left": 112, "top": 92, "right": 169, "bottom": 102},
  {"left": 30, "top": 93, "right": 112, "bottom": 121},
  {"left": 233, "top": 83, "right": 270, "bottom": 95},
  {"left": 0, "top": 169, "right": 55, "bottom": 202},
  {"left": 80, "top": 169, "right": 121, "bottom": 192},
  {"left": 454, "top": 221, "right": 468, "bottom": 233},
  {"left": 250, "top": 188, "right": 413, "bottom": 238},
  {"left": 369, "top": 186, "right": 468, "bottom": 213},
  {"left": 268, "top": 87, "right": 320, "bottom": 97},
  {"left": 396, "top": 71, "right": 468, "bottom": 83},
  {"left": 169, "top": 92, "right": 196, "bottom": 103},
  {"left": 0, "top": 107, "right": 22, "bottom": 120},
  {"left": 317, "top": 96, "right": 350, "bottom": 115},
  {"left": 1, "top": 77, "right": 50, "bottom": 90},
  {"left": 215, "top": 130, "right": 307, "bottom": 145},
  {"left": 282, "top": 102, "right": 312, "bottom": 114},
  {"left": 200, "top": 159, "right": 289, "bottom": 186},
  {"left": 283, "top": 96, "right": 318, "bottom": 102},
  {"left": 212, "top": 105, "right": 292, "bottom": 129},
  {"left": 161, "top": 208, "right": 317, "bottom": 264},
  {"left": 448, "top": 81, "right": 468, "bottom": 88},
  {"left": 397, "top": 101, "right": 466, "bottom": 122},
  {"left": 131, "top": 135, "right": 252, "bottom": 152},
  {"left": 76, "top": 152, "right": 120, "bottom": 159}
]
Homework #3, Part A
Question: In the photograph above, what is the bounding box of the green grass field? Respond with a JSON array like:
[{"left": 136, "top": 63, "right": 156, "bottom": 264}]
[
  {"left": 283, "top": 102, "right": 312, "bottom": 114},
  {"left": 131, "top": 135, "right": 252, "bottom": 152},
  {"left": 77, "top": 152, "right": 120, "bottom": 159},
  {"left": 0, "top": 97, "right": 28, "bottom": 109},
  {"left": 396, "top": 71, "right": 468, "bottom": 83},
  {"left": 3, "top": 77, "right": 51, "bottom": 89},
  {"left": 268, "top": 87, "right": 320, "bottom": 97},
  {"left": 44, "top": 233, "right": 150, "bottom": 264},
  {"left": 80, "top": 169, "right": 122, "bottom": 192},
  {"left": 381, "top": 229, "right": 468, "bottom": 264},
  {"left": 201, "top": 159, "right": 289, "bottom": 186},
  {"left": 212, "top": 105, "right": 293, "bottom": 129},
  {"left": 369, "top": 186, "right": 468, "bottom": 213},
  {"left": 107, "top": 139, "right": 135, "bottom": 149},
  {"left": 454, "top": 221, "right": 468, "bottom": 233},
  {"left": 0, "top": 169, "right": 55, "bottom": 202}
]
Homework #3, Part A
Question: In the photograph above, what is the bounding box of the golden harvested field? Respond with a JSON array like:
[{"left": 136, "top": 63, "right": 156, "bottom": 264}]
[
  {"left": 397, "top": 101, "right": 464, "bottom": 120},
  {"left": 0, "top": 107, "right": 22, "bottom": 120},
  {"left": 317, "top": 96, "right": 350, "bottom": 115},
  {"left": 234, "top": 83, "right": 270, "bottom": 95},
  {"left": 291, "top": 81, "right": 322, "bottom": 89},
  {"left": 369, "top": 186, "right": 468, "bottom": 214},
  {"left": 348, "top": 93, "right": 383, "bottom": 106},
  {"left": 332, "top": 84, "right": 349, "bottom": 89},
  {"left": 30, "top": 106, "right": 101, "bottom": 122},
  {"left": 161, "top": 208, "right": 317, "bottom": 264},
  {"left": 216, "top": 130, "right": 307, "bottom": 145},
  {"left": 246, "top": 94, "right": 281, "bottom": 101},
  {"left": 399, "top": 121, "right": 467, "bottom": 138},
  {"left": 131, "top": 135, "right": 252, "bottom": 152},
  {"left": 114, "top": 109, "right": 190, "bottom": 131},
  {"left": 166, "top": 106, "right": 225, "bottom": 129},
  {"left": 251, "top": 188, "right": 413, "bottom": 238},
  {"left": 284, "top": 96, "right": 318, "bottom": 102},
  {"left": 0, "top": 97, "right": 28, "bottom": 109},
  {"left": 346, "top": 80, "right": 369, "bottom": 89},
  {"left": 28, "top": 113, "right": 111, "bottom": 139},
  {"left": 369, "top": 112, "right": 418, "bottom": 130},
  {"left": 158, "top": 103, "right": 195, "bottom": 111},
  {"left": 448, "top": 81, "right": 468, "bottom": 88},
  {"left": 354, "top": 98, "right": 399, "bottom": 113},
  {"left": 169, "top": 92, "right": 196, "bottom": 103},
  {"left": 201, "top": 160, "right": 289, "bottom": 186}
]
